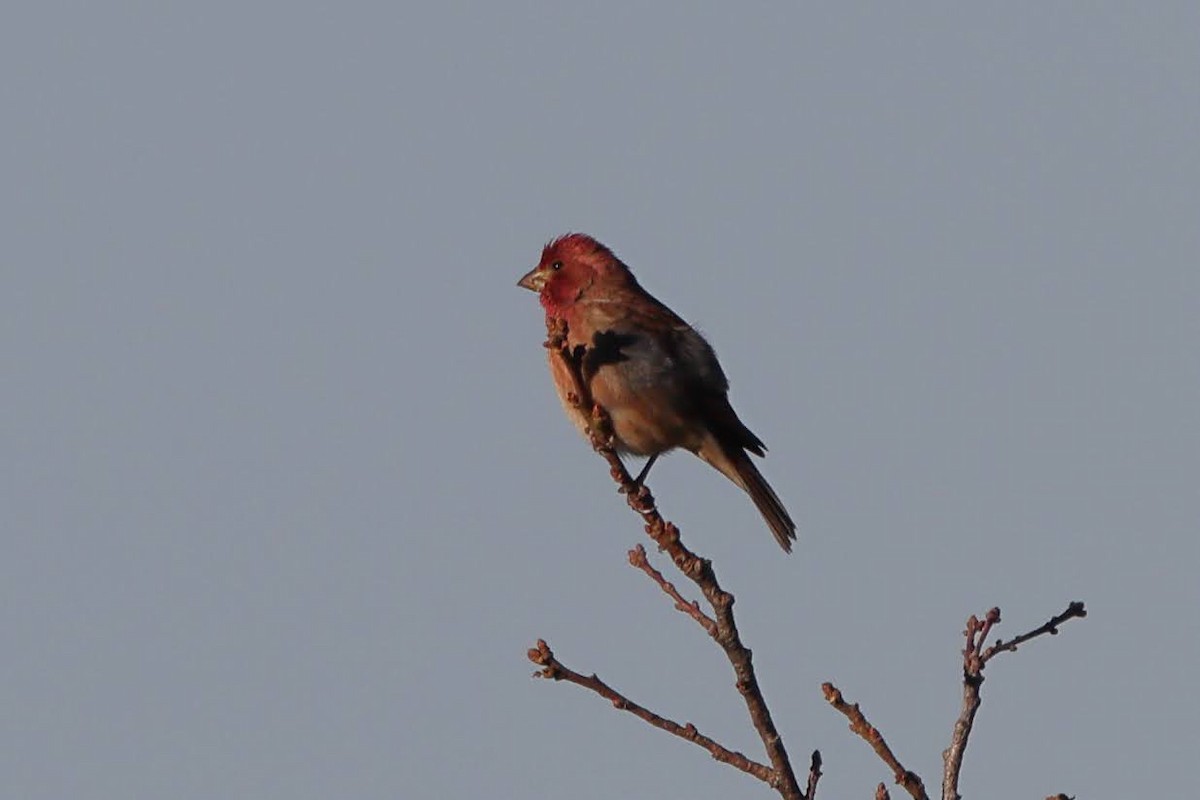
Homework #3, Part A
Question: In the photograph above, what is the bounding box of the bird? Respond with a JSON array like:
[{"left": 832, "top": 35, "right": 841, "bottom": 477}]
[{"left": 517, "top": 233, "right": 796, "bottom": 552}]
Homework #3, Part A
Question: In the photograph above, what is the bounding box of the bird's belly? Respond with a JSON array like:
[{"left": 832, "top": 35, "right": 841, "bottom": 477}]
[
  {"left": 607, "top": 407, "right": 692, "bottom": 456},
  {"left": 592, "top": 373, "right": 699, "bottom": 456},
  {"left": 546, "top": 351, "right": 701, "bottom": 456}
]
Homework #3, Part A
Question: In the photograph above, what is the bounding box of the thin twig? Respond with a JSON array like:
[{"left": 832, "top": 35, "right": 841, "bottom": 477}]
[
  {"left": 982, "top": 601, "right": 1087, "bottom": 664},
  {"left": 805, "top": 750, "right": 823, "bottom": 800},
  {"left": 876, "top": 784, "right": 892, "bottom": 800},
  {"left": 821, "top": 683, "right": 930, "bottom": 800},
  {"left": 526, "top": 639, "right": 773, "bottom": 782},
  {"left": 628, "top": 544, "right": 718, "bottom": 636},
  {"left": 941, "top": 603, "right": 1087, "bottom": 800},
  {"left": 539, "top": 317, "right": 805, "bottom": 800}
]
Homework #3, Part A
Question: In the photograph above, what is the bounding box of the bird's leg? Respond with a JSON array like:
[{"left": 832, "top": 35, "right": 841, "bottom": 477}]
[
  {"left": 617, "top": 454, "right": 658, "bottom": 495},
  {"left": 632, "top": 454, "right": 659, "bottom": 487}
]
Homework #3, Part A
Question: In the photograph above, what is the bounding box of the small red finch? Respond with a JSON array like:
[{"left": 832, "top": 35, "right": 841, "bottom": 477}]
[{"left": 518, "top": 233, "right": 796, "bottom": 552}]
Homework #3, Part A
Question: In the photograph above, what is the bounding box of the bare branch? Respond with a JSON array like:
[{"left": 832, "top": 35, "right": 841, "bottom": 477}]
[
  {"left": 526, "top": 639, "right": 773, "bottom": 782},
  {"left": 821, "top": 683, "right": 930, "bottom": 800},
  {"left": 876, "top": 784, "right": 892, "bottom": 800},
  {"left": 941, "top": 603, "right": 1087, "bottom": 800},
  {"left": 628, "top": 544, "right": 718, "bottom": 636},
  {"left": 538, "top": 317, "right": 806, "bottom": 800}
]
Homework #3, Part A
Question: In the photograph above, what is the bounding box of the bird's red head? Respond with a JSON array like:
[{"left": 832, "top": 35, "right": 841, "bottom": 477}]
[{"left": 517, "top": 233, "right": 635, "bottom": 315}]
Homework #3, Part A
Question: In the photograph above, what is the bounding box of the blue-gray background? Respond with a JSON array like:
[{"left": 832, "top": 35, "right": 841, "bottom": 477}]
[{"left": 4, "top": 4, "right": 1196, "bottom": 798}]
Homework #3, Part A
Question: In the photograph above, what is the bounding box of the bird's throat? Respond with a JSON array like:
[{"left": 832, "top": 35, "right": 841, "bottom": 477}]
[{"left": 539, "top": 278, "right": 588, "bottom": 318}]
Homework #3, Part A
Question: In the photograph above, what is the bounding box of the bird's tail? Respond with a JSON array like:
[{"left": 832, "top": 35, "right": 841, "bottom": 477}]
[
  {"left": 698, "top": 436, "right": 797, "bottom": 552},
  {"left": 732, "top": 452, "right": 797, "bottom": 552}
]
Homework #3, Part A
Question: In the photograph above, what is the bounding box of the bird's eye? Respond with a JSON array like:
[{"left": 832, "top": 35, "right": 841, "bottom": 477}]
[{"left": 551, "top": 261, "right": 563, "bottom": 271}]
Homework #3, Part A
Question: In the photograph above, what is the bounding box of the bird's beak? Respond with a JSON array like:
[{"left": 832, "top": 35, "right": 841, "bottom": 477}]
[{"left": 517, "top": 267, "right": 545, "bottom": 292}]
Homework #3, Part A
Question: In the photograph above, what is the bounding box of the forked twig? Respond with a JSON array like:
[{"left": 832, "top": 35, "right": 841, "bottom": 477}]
[{"left": 941, "top": 602, "right": 1087, "bottom": 800}]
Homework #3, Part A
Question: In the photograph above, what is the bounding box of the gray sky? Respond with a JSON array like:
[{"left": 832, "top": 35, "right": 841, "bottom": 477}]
[{"left": 3, "top": 4, "right": 1197, "bottom": 799}]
